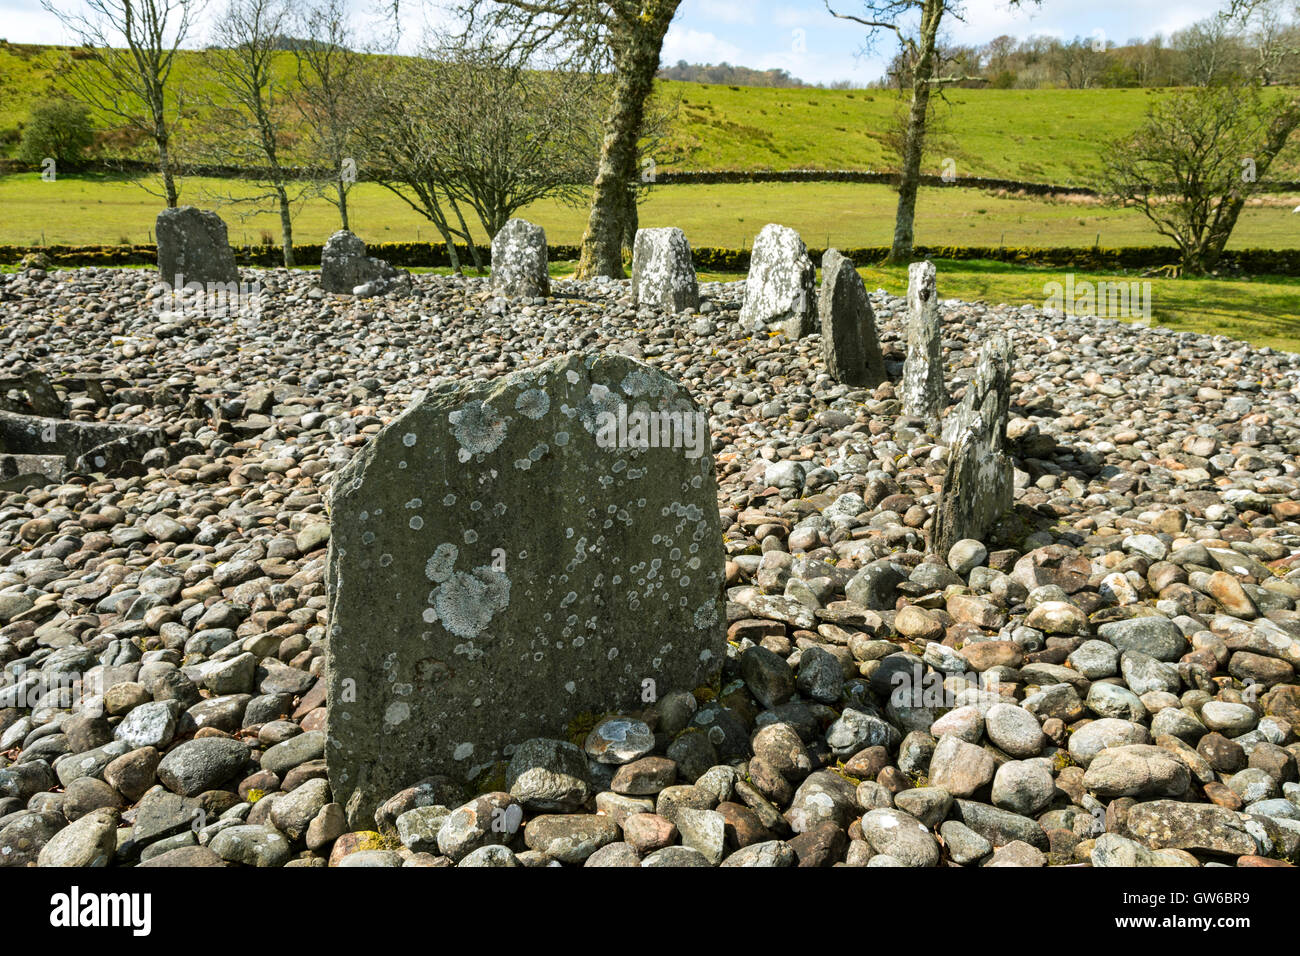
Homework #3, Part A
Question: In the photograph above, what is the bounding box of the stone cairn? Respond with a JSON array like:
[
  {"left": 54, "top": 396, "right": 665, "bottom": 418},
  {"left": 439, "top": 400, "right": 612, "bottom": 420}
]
[
  {"left": 900, "top": 259, "right": 945, "bottom": 430},
  {"left": 319, "top": 229, "right": 409, "bottom": 297},
  {"left": 154, "top": 206, "right": 239, "bottom": 290},
  {"left": 932, "top": 333, "right": 1015, "bottom": 558},
  {"left": 631, "top": 227, "right": 699, "bottom": 313},
  {"left": 491, "top": 218, "right": 549, "bottom": 298},
  {"left": 325, "top": 350, "right": 727, "bottom": 826},
  {"left": 818, "top": 249, "right": 886, "bottom": 387},
  {"left": 738, "top": 224, "right": 816, "bottom": 339}
]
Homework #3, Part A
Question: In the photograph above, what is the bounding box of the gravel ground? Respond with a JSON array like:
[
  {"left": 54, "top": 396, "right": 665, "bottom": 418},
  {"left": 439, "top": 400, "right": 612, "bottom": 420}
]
[{"left": 1, "top": 264, "right": 1298, "bottom": 868}]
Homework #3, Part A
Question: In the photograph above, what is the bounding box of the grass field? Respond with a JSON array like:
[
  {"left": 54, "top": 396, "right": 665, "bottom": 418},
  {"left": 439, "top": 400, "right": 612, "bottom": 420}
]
[
  {"left": 4, "top": 172, "right": 1300, "bottom": 250},
  {"left": 5, "top": 43, "right": 1300, "bottom": 186}
]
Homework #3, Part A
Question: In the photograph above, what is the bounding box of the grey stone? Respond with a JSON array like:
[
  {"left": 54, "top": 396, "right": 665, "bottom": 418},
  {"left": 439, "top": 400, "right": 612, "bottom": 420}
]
[
  {"left": 933, "top": 333, "right": 1012, "bottom": 554},
  {"left": 818, "top": 249, "right": 885, "bottom": 387},
  {"left": 1082, "top": 745, "right": 1191, "bottom": 798},
  {"left": 900, "top": 260, "right": 944, "bottom": 429},
  {"left": 209, "top": 824, "right": 292, "bottom": 866},
  {"left": 506, "top": 738, "right": 590, "bottom": 810},
  {"left": 325, "top": 351, "right": 725, "bottom": 826},
  {"left": 156, "top": 737, "right": 249, "bottom": 797},
  {"left": 155, "top": 206, "right": 239, "bottom": 290},
  {"left": 319, "top": 229, "right": 407, "bottom": 296},
  {"left": 1098, "top": 617, "right": 1187, "bottom": 662},
  {"left": 860, "top": 808, "right": 940, "bottom": 867},
  {"left": 36, "top": 807, "right": 117, "bottom": 867},
  {"left": 1125, "top": 800, "right": 1259, "bottom": 857},
  {"left": 631, "top": 227, "right": 698, "bottom": 312},
  {"left": 739, "top": 224, "right": 815, "bottom": 338},
  {"left": 491, "top": 219, "right": 548, "bottom": 298},
  {"left": 991, "top": 760, "right": 1056, "bottom": 816}
]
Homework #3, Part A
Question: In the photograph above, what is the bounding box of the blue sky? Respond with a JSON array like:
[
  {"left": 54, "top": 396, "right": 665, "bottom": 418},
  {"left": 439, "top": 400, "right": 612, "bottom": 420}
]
[{"left": 5, "top": 0, "right": 1229, "bottom": 86}]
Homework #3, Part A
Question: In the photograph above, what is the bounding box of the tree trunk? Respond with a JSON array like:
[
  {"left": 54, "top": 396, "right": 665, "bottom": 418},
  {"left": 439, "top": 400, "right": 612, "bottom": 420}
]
[
  {"left": 622, "top": 181, "right": 639, "bottom": 260},
  {"left": 156, "top": 125, "right": 179, "bottom": 208},
  {"left": 337, "top": 179, "right": 350, "bottom": 231},
  {"left": 448, "top": 195, "right": 483, "bottom": 272},
  {"left": 887, "top": 0, "right": 944, "bottom": 264},
  {"left": 277, "top": 185, "right": 295, "bottom": 268},
  {"left": 1199, "top": 98, "right": 1300, "bottom": 272},
  {"left": 575, "top": 5, "right": 677, "bottom": 280}
]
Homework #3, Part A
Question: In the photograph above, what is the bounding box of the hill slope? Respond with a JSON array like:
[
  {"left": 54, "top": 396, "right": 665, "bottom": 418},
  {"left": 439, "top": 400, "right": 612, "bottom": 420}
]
[{"left": 6, "top": 42, "right": 1300, "bottom": 187}]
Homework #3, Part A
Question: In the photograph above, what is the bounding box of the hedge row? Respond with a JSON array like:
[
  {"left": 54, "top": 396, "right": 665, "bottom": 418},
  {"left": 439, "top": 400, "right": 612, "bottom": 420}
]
[
  {"left": 8, "top": 242, "right": 1300, "bottom": 275},
  {"left": 10, "top": 157, "right": 1300, "bottom": 197}
]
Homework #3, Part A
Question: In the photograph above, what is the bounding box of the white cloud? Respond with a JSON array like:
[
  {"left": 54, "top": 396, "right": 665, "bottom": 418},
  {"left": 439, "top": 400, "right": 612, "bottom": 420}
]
[{"left": 662, "top": 27, "right": 745, "bottom": 65}]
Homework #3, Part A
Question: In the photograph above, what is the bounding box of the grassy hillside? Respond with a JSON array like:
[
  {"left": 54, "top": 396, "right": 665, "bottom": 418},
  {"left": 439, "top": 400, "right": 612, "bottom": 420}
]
[{"left": 5, "top": 42, "right": 1300, "bottom": 187}]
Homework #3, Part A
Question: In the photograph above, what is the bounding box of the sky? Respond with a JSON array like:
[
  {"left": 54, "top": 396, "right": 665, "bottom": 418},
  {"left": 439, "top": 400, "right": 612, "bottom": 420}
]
[{"left": 3, "top": 0, "right": 1232, "bottom": 86}]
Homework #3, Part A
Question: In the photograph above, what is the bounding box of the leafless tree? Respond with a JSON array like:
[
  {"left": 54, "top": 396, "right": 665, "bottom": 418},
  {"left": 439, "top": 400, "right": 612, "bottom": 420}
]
[
  {"left": 200, "top": 0, "right": 307, "bottom": 266},
  {"left": 457, "top": 0, "right": 684, "bottom": 279},
  {"left": 292, "top": 0, "right": 366, "bottom": 231},
  {"left": 40, "top": 0, "right": 194, "bottom": 206},
  {"left": 351, "top": 34, "right": 602, "bottom": 273}
]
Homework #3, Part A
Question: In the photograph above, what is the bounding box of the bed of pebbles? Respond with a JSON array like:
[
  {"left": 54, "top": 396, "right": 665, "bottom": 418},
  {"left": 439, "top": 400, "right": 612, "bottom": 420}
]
[{"left": 1, "top": 264, "right": 1298, "bottom": 868}]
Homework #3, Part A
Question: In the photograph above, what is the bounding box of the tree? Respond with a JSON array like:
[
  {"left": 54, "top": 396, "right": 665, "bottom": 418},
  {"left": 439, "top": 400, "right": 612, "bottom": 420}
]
[
  {"left": 291, "top": 0, "right": 365, "bottom": 230},
  {"left": 827, "top": 0, "right": 1039, "bottom": 263},
  {"left": 18, "top": 101, "right": 95, "bottom": 166},
  {"left": 41, "top": 0, "right": 194, "bottom": 206},
  {"left": 352, "top": 35, "right": 601, "bottom": 272},
  {"left": 1100, "top": 85, "right": 1300, "bottom": 274},
  {"left": 459, "top": 0, "right": 684, "bottom": 279},
  {"left": 201, "top": 0, "right": 305, "bottom": 267},
  {"left": 1174, "top": 16, "right": 1246, "bottom": 86}
]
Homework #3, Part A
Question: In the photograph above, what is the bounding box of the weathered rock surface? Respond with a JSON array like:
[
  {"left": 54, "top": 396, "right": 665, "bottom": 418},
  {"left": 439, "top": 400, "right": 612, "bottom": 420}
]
[{"left": 326, "top": 350, "right": 725, "bottom": 825}]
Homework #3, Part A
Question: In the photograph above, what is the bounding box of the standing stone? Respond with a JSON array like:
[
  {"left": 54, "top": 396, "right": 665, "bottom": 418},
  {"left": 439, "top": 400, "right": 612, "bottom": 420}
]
[
  {"left": 155, "top": 206, "right": 239, "bottom": 290},
  {"left": 738, "top": 224, "right": 815, "bottom": 338},
  {"left": 932, "top": 334, "right": 1014, "bottom": 558},
  {"left": 326, "top": 350, "right": 726, "bottom": 827},
  {"left": 631, "top": 227, "right": 699, "bottom": 313},
  {"left": 491, "top": 219, "right": 549, "bottom": 298},
  {"left": 900, "top": 259, "right": 944, "bottom": 429},
  {"left": 319, "top": 229, "right": 408, "bottom": 296},
  {"left": 818, "top": 249, "right": 885, "bottom": 387}
]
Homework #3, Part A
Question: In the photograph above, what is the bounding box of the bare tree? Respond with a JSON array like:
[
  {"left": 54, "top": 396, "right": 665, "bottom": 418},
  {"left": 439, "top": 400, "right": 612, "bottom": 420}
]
[
  {"left": 292, "top": 0, "right": 366, "bottom": 231},
  {"left": 201, "top": 0, "right": 305, "bottom": 266},
  {"left": 827, "top": 0, "right": 1039, "bottom": 263},
  {"left": 41, "top": 0, "right": 194, "bottom": 206},
  {"left": 1174, "top": 15, "right": 1246, "bottom": 86},
  {"left": 459, "top": 0, "right": 684, "bottom": 279},
  {"left": 352, "top": 35, "right": 601, "bottom": 273},
  {"left": 1101, "top": 85, "right": 1300, "bottom": 274}
]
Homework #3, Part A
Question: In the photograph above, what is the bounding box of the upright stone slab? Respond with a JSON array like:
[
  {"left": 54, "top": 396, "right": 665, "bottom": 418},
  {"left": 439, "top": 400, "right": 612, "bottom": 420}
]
[
  {"left": 325, "top": 351, "right": 726, "bottom": 826},
  {"left": 155, "top": 206, "right": 239, "bottom": 290},
  {"left": 932, "top": 334, "right": 1014, "bottom": 557},
  {"left": 819, "top": 249, "right": 886, "bottom": 387},
  {"left": 900, "top": 259, "right": 945, "bottom": 429},
  {"left": 631, "top": 227, "right": 699, "bottom": 313},
  {"left": 738, "top": 224, "right": 816, "bottom": 338},
  {"left": 319, "top": 229, "right": 408, "bottom": 296},
  {"left": 491, "top": 219, "right": 549, "bottom": 298}
]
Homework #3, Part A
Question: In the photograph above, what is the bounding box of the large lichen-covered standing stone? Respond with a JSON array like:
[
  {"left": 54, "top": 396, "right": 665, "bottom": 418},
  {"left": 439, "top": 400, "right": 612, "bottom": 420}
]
[
  {"left": 491, "top": 219, "right": 549, "bottom": 298},
  {"left": 739, "top": 224, "right": 815, "bottom": 338},
  {"left": 900, "top": 259, "right": 945, "bottom": 430},
  {"left": 818, "top": 249, "right": 886, "bottom": 387},
  {"left": 155, "top": 206, "right": 239, "bottom": 290},
  {"left": 319, "top": 229, "right": 407, "bottom": 295},
  {"left": 325, "top": 351, "right": 726, "bottom": 826},
  {"left": 932, "top": 334, "right": 1014, "bottom": 557},
  {"left": 631, "top": 227, "right": 699, "bottom": 313}
]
